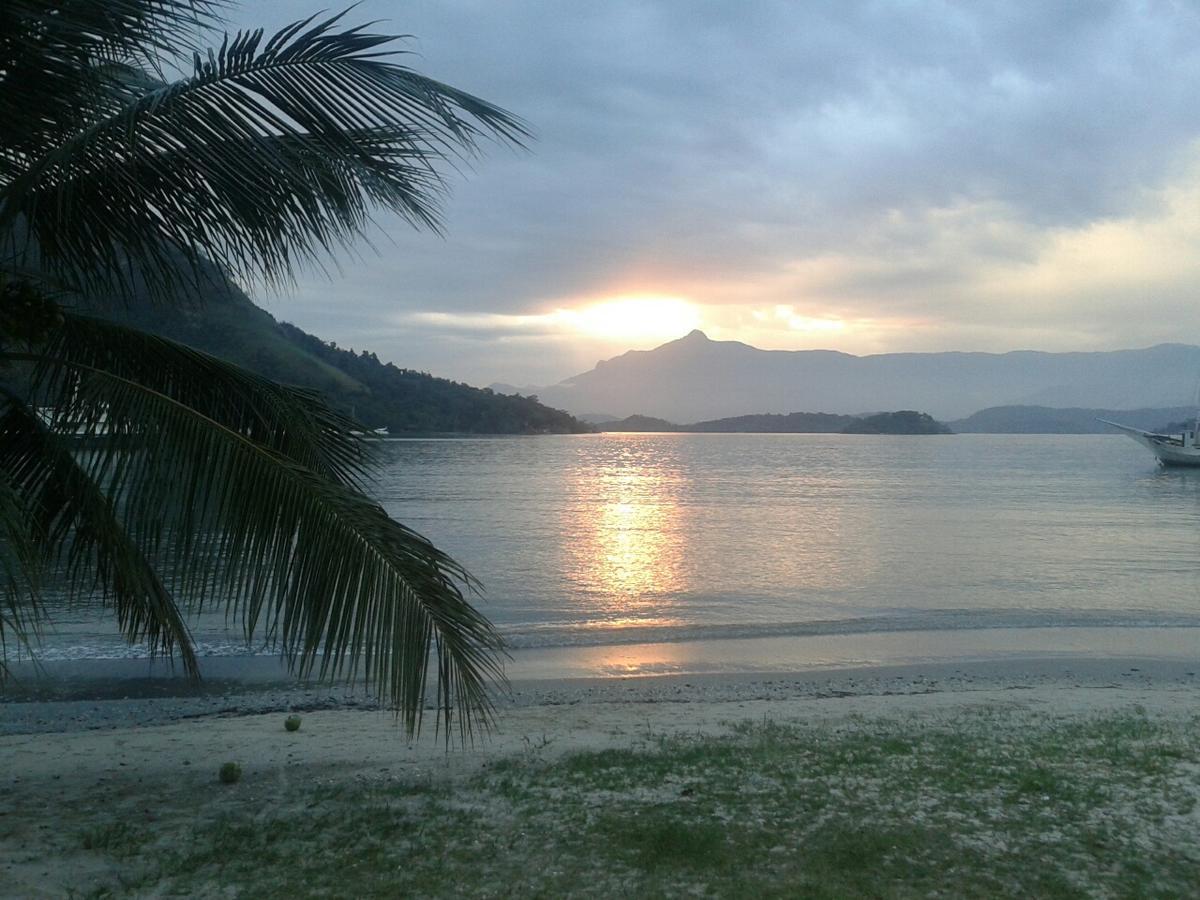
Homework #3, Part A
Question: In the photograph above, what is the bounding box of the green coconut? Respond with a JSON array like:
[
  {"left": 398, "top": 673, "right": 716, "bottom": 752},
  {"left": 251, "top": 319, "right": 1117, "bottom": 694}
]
[
  {"left": 218, "top": 762, "right": 242, "bottom": 784},
  {"left": 284, "top": 714, "right": 302, "bottom": 732}
]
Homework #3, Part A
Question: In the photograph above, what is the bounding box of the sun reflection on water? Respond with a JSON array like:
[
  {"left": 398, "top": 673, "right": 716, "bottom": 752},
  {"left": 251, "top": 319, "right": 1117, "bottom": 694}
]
[{"left": 563, "top": 439, "right": 686, "bottom": 626}]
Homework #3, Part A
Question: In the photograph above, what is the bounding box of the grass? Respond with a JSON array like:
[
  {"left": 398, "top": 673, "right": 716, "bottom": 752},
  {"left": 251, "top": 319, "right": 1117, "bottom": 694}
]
[
  {"left": 66, "top": 708, "right": 1200, "bottom": 898},
  {"left": 77, "top": 822, "right": 152, "bottom": 859}
]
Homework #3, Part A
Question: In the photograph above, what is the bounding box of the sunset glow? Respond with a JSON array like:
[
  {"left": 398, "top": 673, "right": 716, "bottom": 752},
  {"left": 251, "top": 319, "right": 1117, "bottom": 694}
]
[{"left": 561, "top": 295, "right": 701, "bottom": 342}]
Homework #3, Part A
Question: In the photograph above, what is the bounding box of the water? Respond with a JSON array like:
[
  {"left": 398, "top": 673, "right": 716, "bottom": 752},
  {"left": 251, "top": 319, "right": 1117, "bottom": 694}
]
[{"left": 28, "top": 434, "right": 1200, "bottom": 676}]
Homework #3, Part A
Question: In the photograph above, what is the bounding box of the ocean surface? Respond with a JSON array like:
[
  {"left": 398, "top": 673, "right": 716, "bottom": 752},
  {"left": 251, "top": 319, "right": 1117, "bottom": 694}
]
[{"left": 28, "top": 434, "right": 1200, "bottom": 677}]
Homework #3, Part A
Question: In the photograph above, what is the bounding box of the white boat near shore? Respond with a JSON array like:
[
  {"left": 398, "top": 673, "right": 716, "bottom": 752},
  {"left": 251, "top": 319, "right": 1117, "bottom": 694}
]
[{"left": 1101, "top": 419, "right": 1200, "bottom": 466}]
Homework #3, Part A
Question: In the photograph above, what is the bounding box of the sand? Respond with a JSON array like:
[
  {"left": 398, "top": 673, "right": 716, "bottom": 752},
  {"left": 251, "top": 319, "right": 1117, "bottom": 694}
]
[{"left": 2, "top": 655, "right": 1198, "bottom": 896}]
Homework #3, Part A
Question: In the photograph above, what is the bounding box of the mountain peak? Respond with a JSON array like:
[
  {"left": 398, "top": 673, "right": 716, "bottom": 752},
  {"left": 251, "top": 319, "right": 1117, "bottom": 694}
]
[{"left": 680, "top": 329, "right": 710, "bottom": 342}]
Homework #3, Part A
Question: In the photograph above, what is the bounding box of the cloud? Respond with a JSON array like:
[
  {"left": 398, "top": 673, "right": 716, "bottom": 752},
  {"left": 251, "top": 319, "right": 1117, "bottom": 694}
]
[{"left": 229, "top": 1, "right": 1200, "bottom": 386}]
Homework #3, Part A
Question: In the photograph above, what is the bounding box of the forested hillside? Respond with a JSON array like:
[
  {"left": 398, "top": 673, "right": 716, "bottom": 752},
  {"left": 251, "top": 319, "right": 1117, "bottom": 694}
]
[
  {"left": 97, "top": 279, "right": 589, "bottom": 435},
  {"left": 596, "top": 409, "right": 947, "bottom": 433},
  {"left": 276, "top": 323, "right": 590, "bottom": 434},
  {"left": 841, "top": 411, "right": 952, "bottom": 434}
]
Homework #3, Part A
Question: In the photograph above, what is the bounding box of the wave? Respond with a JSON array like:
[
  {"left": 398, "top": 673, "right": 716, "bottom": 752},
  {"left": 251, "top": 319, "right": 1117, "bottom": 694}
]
[
  {"left": 495, "top": 608, "right": 1200, "bottom": 650},
  {"left": 20, "top": 608, "right": 1200, "bottom": 662}
]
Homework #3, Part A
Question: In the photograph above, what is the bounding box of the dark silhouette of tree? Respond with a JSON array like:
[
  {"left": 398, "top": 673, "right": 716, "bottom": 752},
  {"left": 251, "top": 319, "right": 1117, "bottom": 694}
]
[{"left": 0, "top": 0, "right": 528, "bottom": 738}]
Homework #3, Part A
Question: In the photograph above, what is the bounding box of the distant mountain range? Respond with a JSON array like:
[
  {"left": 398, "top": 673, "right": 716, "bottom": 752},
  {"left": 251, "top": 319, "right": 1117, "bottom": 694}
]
[
  {"left": 597, "top": 411, "right": 856, "bottom": 432},
  {"left": 597, "top": 411, "right": 868, "bottom": 432},
  {"left": 948, "top": 405, "right": 1198, "bottom": 434},
  {"left": 598, "top": 406, "right": 1187, "bottom": 435},
  {"left": 100, "top": 290, "right": 1200, "bottom": 437},
  {"left": 506, "top": 330, "right": 1200, "bottom": 422}
]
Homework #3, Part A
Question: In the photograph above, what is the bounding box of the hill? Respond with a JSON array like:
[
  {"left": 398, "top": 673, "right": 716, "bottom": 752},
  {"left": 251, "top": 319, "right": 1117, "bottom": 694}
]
[
  {"left": 524, "top": 330, "right": 1200, "bottom": 422},
  {"left": 687, "top": 411, "right": 857, "bottom": 433},
  {"left": 98, "top": 279, "right": 589, "bottom": 435},
  {"left": 841, "top": 411, "right": 952, "bottom": 434},
  {"left": 595, "top": 409, "right": 949, "bottom": 433},
  {"left": 596, "top": 414, "right": 680, "bottom": 431},
  {"left": 275, "top": 323, "right": 588, "bottom": 434},
  {"left": 950, "top": 405, "right": 1198, "bottom": 434}
]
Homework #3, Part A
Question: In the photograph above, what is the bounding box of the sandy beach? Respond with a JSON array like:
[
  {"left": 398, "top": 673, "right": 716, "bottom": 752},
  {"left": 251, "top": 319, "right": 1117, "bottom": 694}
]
[{"left": 3, "top": 655, "right": 1199, "bottom": 897}]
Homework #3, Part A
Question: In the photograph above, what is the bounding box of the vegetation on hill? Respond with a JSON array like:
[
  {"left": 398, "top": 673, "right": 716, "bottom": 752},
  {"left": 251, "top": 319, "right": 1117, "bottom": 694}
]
[
  {"left": 596, "top": 414, "right": 680, "bottom": 431},
  {"left": 277, "top": 324, "right": 591, "bottom": 435},
  {"left": 689, "top": 412, "right": 856, "bottom": 433},
  {"left": 597, "top": 410, "right": 947, "bottom": 433},
  {"left": 101, "top": 276, "right": 590, "bottom": 436},
  {"left": 952, "top": 405, "right": 1198, "bottom": 434},
  {"left": 101, "top": 282, "right": 364, "bottom": 399},
  {"left": 841, "top": 411, "right": 952, "bottom": 434}
]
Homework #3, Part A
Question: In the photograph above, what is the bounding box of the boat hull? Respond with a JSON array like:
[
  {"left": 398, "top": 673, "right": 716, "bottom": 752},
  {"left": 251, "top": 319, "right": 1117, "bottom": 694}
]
[
  {"left": 1102, "top": 419, "right": 1200, "bottom": 466},
  {"left": 1139, "top": 437, "right": 1200, "bottom": 467}
]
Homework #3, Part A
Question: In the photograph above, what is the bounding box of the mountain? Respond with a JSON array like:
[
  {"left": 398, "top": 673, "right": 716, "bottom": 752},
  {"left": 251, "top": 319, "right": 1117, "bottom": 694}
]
[
  {"left": 595, "top": 409, "right": 950, "bottom": 433},
  {"left": 526, "top": 330, "right": 1200, "bottom": 422},
  {"left": 684, "top": 411, "right": 857, "bottom": 433},
  {"left": 950, "top": 405, "right": 1199, "bottom": 434},
  {"left": 842, "top": 411, "right": 952, "bottom": 435},
  {"left": 99, "top": 280, "right": 590, "bottom": 435},
  {"left": 597, "top": 414, "right": 681, "bottom": 431}
]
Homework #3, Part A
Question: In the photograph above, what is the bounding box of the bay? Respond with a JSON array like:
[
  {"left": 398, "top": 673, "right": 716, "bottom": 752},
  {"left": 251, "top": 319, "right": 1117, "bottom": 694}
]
[{"left": 29, "top": 433, "right": 1200, "bottom": 674}]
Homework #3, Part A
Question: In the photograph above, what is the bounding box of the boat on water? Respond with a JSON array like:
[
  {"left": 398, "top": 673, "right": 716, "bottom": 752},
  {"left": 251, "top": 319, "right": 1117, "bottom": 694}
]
[{"left": 1101, "top": 418, "right": 1200, "bottom": 467}]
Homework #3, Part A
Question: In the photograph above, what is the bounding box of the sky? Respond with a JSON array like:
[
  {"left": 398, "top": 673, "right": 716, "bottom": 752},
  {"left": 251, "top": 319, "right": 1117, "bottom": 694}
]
[{"left": 228, "top": 1, "right": 1200, "bottom": 388}]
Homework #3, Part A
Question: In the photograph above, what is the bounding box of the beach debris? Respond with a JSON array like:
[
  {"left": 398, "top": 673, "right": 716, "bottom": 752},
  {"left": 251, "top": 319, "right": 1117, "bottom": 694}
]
[
  {"left": 285, "top": 715, "right": 302, "bottom": 732},
  {"left": 218, "top": 762, "right": 242, "bottom": 784}
]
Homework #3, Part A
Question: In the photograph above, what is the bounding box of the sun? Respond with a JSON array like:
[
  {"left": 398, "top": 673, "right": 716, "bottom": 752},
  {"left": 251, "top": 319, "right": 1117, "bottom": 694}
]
[{"left": 562, "top": 295, "right": 702, "bottom": 342}]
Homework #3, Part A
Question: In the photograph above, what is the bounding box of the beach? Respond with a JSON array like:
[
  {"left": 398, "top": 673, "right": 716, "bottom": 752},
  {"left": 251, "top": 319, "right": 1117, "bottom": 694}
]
[{"left": 3, "top": 655, "right": 1199, "bottom": 897}]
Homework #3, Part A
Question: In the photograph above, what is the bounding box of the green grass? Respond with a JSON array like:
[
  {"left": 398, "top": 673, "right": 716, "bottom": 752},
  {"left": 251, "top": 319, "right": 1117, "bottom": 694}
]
[
  {"left": 77, "top": 821, "right": 151, "bottom": 858},
  {"left": 73, "top": 709, "right": 1200, "bottom": 898}
]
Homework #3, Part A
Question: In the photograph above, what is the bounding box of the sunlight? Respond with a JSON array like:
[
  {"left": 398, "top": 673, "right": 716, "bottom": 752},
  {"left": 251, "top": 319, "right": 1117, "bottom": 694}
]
[
  {"left": 561, "top": 295, "right": 702, "bottom": 341},
  {"left": 749, "top": 304, "right": 848, "bottom": 336},
  {"left": 561, "top": 438, "right": 687, "bottom": 611}
]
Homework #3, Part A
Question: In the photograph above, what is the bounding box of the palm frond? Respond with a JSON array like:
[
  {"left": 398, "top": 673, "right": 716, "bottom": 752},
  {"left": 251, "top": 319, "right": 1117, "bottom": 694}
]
[
  {"left": 25, "top": 336, "right": 503, "bottom": 737},
  {"left": 2, "top": 1, "right": 223, "bottom": 62},
  {"left": 0, "top": 461, "right": 43, "bottom": 668},
  {"left": 0, "top": 2, "right": 224, "bottom": 185},
  {"left": 2, "top": 8, "right": 529, "bottom": 298},
  {"left": 42, "top": 312, "right": 371, "bottom": 487},
  {"left": 0, "top": 391, "right": 198, "bottom": 675},
  {"left": 0, "top": 3, "right": 516, "bottom": 737}
]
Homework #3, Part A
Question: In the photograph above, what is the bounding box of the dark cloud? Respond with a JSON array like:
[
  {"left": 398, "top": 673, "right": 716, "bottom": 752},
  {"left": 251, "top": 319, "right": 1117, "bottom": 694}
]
[{"left": 229, "top": 1, "right": 1200, "bottom": 385}]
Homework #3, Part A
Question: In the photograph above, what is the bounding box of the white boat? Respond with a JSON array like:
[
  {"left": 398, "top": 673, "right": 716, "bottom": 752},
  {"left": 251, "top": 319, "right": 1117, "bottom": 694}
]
[{"left": 1101, "top": 418, "right": 1200, "bottom": 467}]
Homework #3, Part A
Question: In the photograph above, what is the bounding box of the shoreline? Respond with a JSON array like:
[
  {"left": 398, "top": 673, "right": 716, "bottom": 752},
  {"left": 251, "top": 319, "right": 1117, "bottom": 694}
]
[{"left": 2, "top": 652, "right": 1196, "bottom": 736}]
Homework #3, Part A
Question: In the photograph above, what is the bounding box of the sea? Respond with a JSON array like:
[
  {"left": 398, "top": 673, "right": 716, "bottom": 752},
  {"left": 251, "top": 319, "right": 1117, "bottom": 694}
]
[{"left": 27, "top": 433, "right": 1200, "bottom": 679}]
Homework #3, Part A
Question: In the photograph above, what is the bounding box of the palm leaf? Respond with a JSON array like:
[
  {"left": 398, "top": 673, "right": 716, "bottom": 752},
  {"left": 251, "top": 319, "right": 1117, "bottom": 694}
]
[
  {"left": 0, "top": 3, "right": 517, "bottom": 738},
  {"left": 42, "top": 311, "right": 371, "bottom": 487},
  {"left": 0, "top": 461, "right": 43, "bottom": 666},
  {"left": 0, "top": 2, "right": 223, "bottom": 185},
  {"left": 1, "top": 8, "right": 529, "bottom": 298},
  {"left": 0, "top": 391, "right": 199, "bottom": 675},
  {"left": 24, "top": 331, "right": 504, "bottom": 737}
]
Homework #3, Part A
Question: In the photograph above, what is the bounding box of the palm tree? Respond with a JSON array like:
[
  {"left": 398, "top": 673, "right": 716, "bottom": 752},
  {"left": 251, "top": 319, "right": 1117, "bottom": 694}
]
[{"left": 0, "top": 0, "right": 528, "bottom": 739}]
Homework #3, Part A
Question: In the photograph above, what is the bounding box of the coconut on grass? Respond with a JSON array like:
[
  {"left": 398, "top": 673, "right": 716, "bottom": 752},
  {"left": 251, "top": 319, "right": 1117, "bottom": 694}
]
[{"left": 218, "top": 762, "right": 242, "bottom": 784}]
